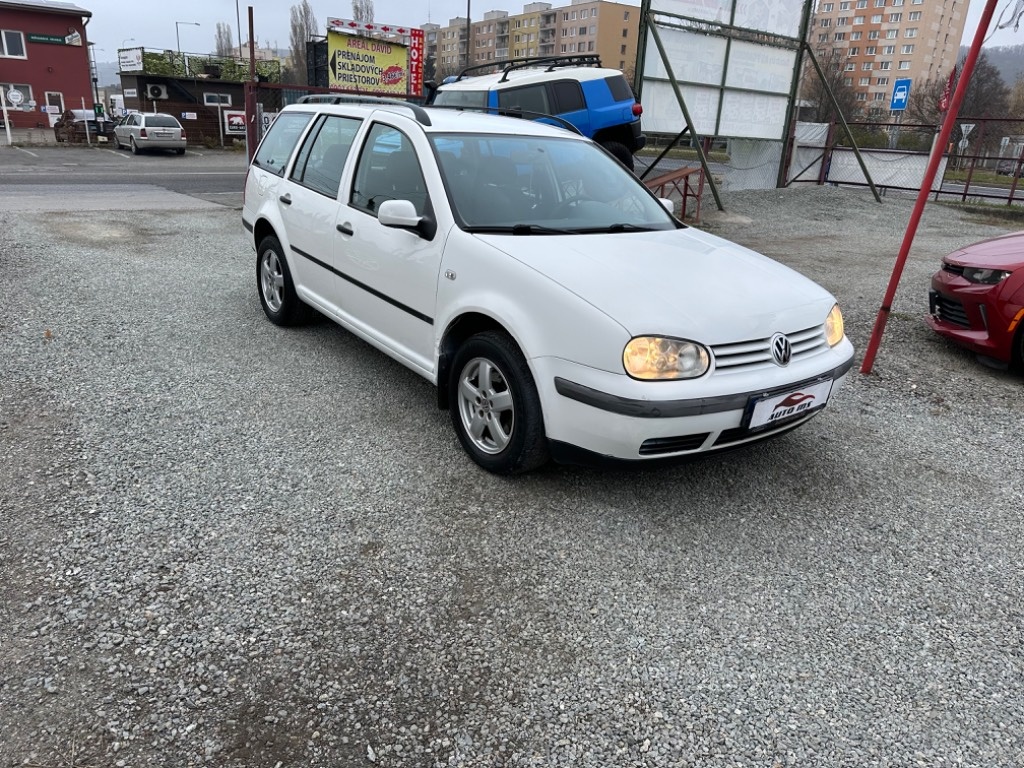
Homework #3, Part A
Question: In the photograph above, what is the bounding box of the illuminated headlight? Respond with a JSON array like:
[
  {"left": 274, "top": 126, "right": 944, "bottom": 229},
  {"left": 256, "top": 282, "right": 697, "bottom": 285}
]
[
  {"left": 623, "top": 336, "right": 710, "bottom": 380},
  {"left": 962, "top": 267, "right": 1011, "bottom": 284},
  {"left": 825, "top": 304, "right": 845, "bottom": 347}
]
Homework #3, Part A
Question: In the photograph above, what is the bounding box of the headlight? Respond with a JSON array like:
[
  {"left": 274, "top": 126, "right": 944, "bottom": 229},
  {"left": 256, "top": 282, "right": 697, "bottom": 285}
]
[
  {"left": 825, "top": 304, "right": 845, "bottom": 347},
  {"left": 962, "top": 267, "right": 1011, "bottom": 284},
  {"left": 623, "top": 337, "right": 710, "bottom": 380}
]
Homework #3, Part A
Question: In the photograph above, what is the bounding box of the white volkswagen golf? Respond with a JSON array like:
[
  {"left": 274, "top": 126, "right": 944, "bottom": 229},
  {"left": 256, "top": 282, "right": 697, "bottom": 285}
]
[{"left": 242, "top": 97, "right": 854, "bottom": 474}]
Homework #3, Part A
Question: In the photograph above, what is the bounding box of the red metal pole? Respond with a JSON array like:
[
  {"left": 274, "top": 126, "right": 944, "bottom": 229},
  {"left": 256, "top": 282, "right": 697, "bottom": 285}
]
[{"left": 860, "top": 0, "right": 999, "bottom": 374}]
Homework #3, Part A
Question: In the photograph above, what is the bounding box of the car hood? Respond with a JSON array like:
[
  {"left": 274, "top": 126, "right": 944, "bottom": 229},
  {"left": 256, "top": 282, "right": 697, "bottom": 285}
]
[
  {"left": 946, "top": 231, "right": 1024, "bottom": 270},
  {"left": 475, "top": 227, "right": 836, "bottom": 342}
]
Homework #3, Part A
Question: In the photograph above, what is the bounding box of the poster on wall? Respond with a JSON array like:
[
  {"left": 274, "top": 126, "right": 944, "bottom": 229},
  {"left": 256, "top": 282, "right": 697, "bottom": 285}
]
[{"left": 224, "top": 110, "right": 246, "bottom": 135}]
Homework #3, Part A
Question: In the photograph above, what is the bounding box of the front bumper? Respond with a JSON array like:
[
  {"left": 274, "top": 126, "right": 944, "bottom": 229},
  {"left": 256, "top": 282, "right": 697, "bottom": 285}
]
[
  {"left": 927, "top": 275, "right": 1014, "bottom": 363},
  {"left": 532, "top": 342, "right": 855, "bottom": 462}
]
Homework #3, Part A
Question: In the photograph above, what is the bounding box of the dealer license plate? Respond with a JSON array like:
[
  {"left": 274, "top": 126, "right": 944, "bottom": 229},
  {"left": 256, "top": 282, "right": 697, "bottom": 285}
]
[{"left": 748, "top": 379, "right": 834, "bottom": 429}]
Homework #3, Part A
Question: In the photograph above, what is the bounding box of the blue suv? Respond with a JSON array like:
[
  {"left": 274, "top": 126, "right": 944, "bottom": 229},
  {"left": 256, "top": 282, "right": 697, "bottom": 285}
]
[{"left": 427, "top": 55, "right": 646, "bottom": 170}]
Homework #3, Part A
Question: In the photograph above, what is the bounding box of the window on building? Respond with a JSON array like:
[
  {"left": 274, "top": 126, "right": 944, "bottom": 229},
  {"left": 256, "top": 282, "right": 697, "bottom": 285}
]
[
  {"left": 886, "top": 28, "right": 898, "bottom": 38},
  {"left": 622, "top": 28, "right": 628, "bottom": 37},
  {"left": 820, "top": 18, "right": 832, "bottom": 26},
  {"left": 898, "top": 60, "right": 911, "bottom": 69},
  {"left": 865, "top": 46, "right": 876, "bottom": 54},
  {"left": 856, "top": 0, "right": 867, "bottom": 6},
  {"left": 871, "top": 14, "right": 882, "bottom": 22},
  {"left": 840, "top": 1, "right": 851, "bottom": 8},
  {"left": 850, "top": 46, "right": 860, "bottom": 54},
  {"left": 882, "top": 45, "right": 894, "bottom": 53},
  {"left": 876, "top": 76, "right": 889, "bottom": 85},
  {"left": 822, "top": 2, "right": 834, "bottom": 9},
  {"left": 874, "top": 0, "right": 886, "bottom": 6},
  {"left": 590, "top": 25, "right": 596, "bottom": 34},
  {"left": 588, "top": 40, "right": 595, "bottom": 51},
  {"left": 838, "top": 17, "right": 849, "bottom": 25},
  {"left": 845, "top": 77, "right": 854, "bottom": 85},
  {"left": 878, "top": 61, "right": 891, "bottom": 70},
  {"left": 859, "top": 76, "right": 871, "bottom": 85},
  {"left": 873, "top": 92, "right": 886, "bottom": 100},
  {"left": 901, "top": 44, "right": 914, "bottom": 53},
  {"left": 856, "top": 92, "right": 867, "bottom": 100},
  {"left": 623, "top": 10, "right": 629, "bottom": 19},
  {"left": 845, "top": 62, "right": 856, "bottom": 70},
  {"left": 0, "top": 82, "right": 30, "bottom": 102},
  {"left": 1, "top": 29, "right": 26, "bottom": 58},
  {"left": 862, "top": 61, "right": 873, "bottom": 70},
  {"left": 579, "top": 26, "right": 586, "bottom": 35},
  {"left": 834, "top": 32, "right": 846, "bottom": 40},
  {"left": 203, "top": 93, "right": 231, "bottom": 106},
  {"left": 868, "top": 29, "right": 880, "bottom": 39},
  {"left": 905, "top": 27, "right": 917, "bottom": 37},
  {"left": 851, "top": 31, "right": 863, "bottom": 39},
  {"left": 818, "top": 32, "right": 829, "bottom": 41}
]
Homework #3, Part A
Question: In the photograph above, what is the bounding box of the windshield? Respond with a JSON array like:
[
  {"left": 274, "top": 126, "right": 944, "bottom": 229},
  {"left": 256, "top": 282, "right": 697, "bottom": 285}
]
[{"left": 430, "top": 134, "right": 676, "bottom": 234}]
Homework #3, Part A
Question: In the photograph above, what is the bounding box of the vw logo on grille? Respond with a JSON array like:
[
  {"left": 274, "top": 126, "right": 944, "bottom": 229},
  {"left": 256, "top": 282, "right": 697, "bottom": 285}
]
[{"left": 771, "top": 333, "right": 792, "bottom": 366}]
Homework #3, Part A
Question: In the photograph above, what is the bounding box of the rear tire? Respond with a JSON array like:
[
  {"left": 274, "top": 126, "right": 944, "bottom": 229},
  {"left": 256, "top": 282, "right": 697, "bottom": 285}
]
[
  {"left": 176, "top": 148, "right": 185, "bottom": 155},
  {"left": 601, "top": 140, "right": 635, "bottom": 171},
  {"left": 449, "top": 331, "right": 548, "bottom": 474},
  {"left": 114, "top": 134, "right": 122, "bottom": 149},
  {"left": 256, "top": 235, "right": 310, "bottom": 327}
]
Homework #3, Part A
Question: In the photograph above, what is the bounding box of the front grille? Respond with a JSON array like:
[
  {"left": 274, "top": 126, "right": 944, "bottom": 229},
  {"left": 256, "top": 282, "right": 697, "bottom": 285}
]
[
  {"left": 711, "top": 324, "right": 828, "bottom": 374},
  {"left": 933, "top": 293, "right": 970, "bottom": 327},
  {"left": 639, "top": 433, "right": 711, "bottom": 455},
  {"left": 943, "top": 262, "right": 966, "bottom": 277}
]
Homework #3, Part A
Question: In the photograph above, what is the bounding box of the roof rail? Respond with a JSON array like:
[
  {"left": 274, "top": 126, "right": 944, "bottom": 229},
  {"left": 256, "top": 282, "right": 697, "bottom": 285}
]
[
  {"left": 427, "top": 104, "right": 583, "bottom": 136},
  {"left": 453, "top": 54, "right": 603, "bottom": 83},
  {"left": 296, "top": 93, "right": 431, "bottom": 126}
]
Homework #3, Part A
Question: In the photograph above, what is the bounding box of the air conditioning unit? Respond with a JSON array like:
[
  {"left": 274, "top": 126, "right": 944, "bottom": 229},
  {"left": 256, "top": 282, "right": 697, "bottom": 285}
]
[{"left": 147, "top": 84, "right": 168, "bottom": 100}]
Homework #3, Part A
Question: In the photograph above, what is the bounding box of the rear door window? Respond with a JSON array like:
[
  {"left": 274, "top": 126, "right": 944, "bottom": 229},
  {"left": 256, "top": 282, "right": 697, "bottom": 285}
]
[
  {"left": 497, "top": 85, "right": 549, "bottom": 116},
  {"left": 252, "top": 111, "right": 314, "bottom": 177},
  {"left": 551, "top": 80, "right": 585, "bottom": 112},
  {"left": 289, "top": 114, "right": 362, "bottom": 198}
]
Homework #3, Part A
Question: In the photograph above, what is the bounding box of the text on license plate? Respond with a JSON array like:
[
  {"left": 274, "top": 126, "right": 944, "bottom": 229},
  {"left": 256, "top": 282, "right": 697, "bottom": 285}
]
[{"left": 748, "top": 379, "right": 834, "bottom": 429}]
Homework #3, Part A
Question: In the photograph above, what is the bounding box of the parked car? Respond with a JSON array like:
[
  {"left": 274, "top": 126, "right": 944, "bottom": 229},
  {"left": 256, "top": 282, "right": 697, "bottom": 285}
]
[
  {"left": 996, "top": 160, "right": 1021, "bottom": 177},
  {"left": 53, "top": 109, "right": 115, "bottom": 143},
  {"left": 241, "top": 96, "right": 854, "bottom": 473},
  {"left": 113, "top": 112, "right": 187, "bottom": 154},
  {"left": 927, "top": 232, "right": 1024, "bottom": 371},
  {"left": 427, "top": 55, "right": 646, "bottom": 170}
]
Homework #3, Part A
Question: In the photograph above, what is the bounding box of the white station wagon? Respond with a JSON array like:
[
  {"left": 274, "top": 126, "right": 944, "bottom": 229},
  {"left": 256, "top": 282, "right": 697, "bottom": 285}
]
[{"left": 242, "top": 96, "right": 855, "bottom": 474}]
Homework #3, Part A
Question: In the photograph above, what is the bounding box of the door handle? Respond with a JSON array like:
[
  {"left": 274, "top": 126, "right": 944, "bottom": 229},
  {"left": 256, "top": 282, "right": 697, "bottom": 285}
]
[
  {"left": 279, "top": 194, "right": 292, "bottom": 205},
  {"left": 336, "top": 223, "right": 353, "bottom": 235}
]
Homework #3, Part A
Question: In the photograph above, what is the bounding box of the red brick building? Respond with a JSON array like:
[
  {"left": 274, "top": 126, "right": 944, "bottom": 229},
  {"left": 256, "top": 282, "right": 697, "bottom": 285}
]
[{"left": 0, "top": 0, "right": 93, "bottom": 129}]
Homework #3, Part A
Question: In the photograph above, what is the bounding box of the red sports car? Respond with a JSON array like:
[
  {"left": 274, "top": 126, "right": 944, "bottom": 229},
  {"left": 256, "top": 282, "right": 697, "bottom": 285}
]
[{"left": 927, "top": 231, "right": 1024, "bottom": 370}]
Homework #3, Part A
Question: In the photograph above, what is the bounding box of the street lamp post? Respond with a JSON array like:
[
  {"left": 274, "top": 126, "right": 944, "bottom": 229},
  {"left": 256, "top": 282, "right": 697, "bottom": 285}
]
[
  {"left": 121, "top": 37, "right": 135, "bottom": 49},
  {"left": 175, "top": 21, "right": 200, "bottom": 72},
  {"left": 235, "top": 1, "right": 243, "bottom": 57}
]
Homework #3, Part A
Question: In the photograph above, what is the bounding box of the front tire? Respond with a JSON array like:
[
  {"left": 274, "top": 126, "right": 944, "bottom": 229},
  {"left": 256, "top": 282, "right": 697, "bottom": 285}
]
[
  {"left": 449, "top": 331, "right": 548, "bottom": 474},
  {"left": 601, "top": 140, "right": 635, "bottom": 171},
  {"left": 256, "top": 235, "right": 309, "bottom": 326},
  {"left": 130, "top": 137, "right": 140, "bottom": 155}
]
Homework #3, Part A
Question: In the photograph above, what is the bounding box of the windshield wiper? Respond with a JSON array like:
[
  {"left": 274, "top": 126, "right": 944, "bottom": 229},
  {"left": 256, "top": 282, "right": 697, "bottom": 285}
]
[
  {"left": 463, "top": 224, "right": 574, "bottom": 235},
  {"left": 606, "top": 223, "right": 657, "bottom": 233}
]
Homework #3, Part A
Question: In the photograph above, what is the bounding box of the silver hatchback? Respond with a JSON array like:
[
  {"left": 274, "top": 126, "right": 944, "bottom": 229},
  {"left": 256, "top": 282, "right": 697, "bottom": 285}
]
[{"left": 114, "top": 112, "right": 187, "bottom": 155}]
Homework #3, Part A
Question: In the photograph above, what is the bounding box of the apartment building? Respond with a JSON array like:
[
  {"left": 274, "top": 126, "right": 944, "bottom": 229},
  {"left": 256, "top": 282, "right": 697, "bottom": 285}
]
[
  {"left": 426, "top": 0, "right": 639, "bottom": 78},
  {"left": 809, "top": 0, "right": 966, "bottom": 116}
]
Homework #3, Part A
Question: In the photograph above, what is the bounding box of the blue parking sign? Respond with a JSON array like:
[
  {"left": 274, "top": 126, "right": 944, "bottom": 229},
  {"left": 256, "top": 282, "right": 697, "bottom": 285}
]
[{"left": 890, "top": 78, "right": 912, "bottom": 111}]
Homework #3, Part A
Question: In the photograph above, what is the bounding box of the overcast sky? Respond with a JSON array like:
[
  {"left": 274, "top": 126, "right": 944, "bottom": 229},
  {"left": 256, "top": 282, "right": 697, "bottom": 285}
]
[{"left": 78, "top": 0, "right": 1024, "bottom": 62}]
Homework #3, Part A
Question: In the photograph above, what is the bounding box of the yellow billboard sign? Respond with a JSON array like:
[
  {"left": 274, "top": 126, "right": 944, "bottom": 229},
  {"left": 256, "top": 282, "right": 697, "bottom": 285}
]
[{"left": 328, "top": 30, "right": 409, "bottom": 94}]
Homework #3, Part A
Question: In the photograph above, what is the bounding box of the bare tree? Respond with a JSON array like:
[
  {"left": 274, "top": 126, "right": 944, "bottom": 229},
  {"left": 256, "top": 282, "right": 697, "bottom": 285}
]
[
  {"left": 215, "top": 22, "right": 234, "bottom": 57},
  {"left": 352, "top": 0, "right": 374, "bottom": 24},
  {"left": 285, "top": 0, "right": 319, "bottom": 85},
  {"left": 801, "top": 46, "right": 861, "bottom": 123}
]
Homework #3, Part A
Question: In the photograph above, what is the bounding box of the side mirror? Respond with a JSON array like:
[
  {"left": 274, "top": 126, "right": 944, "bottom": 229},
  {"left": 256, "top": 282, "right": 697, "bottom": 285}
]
[
  {"left": 378, "top": 199, "right": 422, "bottom": 229},
  {"left": 659, "top": 198, "right": 675, "bottom": 215}
]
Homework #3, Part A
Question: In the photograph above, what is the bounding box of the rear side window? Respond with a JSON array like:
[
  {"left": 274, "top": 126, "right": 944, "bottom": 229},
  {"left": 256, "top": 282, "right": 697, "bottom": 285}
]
[
  {"left": 605, "top": 75, "right": 634, "bottom": 103},
  {"left": 551, "top": 80, "right": 585, "bottom": 112},
  {"left": 289, "top": 114, "right": 362, "bottom": 198},
  {"left": 434, "top": 89, "right": 488, "bottom": 108},
  {"left": 253, "top": 112, "right": 313, "bottom": 177},
  {"left": 497, "top": 85, "right": 549, "bottom": 116}
]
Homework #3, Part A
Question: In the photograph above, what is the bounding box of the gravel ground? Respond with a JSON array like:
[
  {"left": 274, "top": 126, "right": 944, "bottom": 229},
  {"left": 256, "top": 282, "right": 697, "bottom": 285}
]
[{"left": 2, "top": 185, "right": 1022, "bottom": 768}]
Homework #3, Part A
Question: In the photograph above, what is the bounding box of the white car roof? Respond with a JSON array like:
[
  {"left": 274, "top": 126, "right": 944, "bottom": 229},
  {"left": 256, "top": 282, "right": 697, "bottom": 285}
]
[
  {"left": 438, "top": 66, "right": 619, "bottom": 92},
  {"left": 279, "top": 100, "right": 584, "bottom": 139}
]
